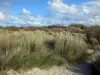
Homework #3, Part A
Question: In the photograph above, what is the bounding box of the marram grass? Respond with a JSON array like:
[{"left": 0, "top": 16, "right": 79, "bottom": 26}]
[{"left": 0, "top": 30, "right": 88, "bottom": 70}]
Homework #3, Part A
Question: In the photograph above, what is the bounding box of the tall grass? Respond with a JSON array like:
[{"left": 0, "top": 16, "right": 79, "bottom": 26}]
[
  {"left": 0, "top": 30, "right": 88, "bottom": 70},
  {"left": 53, "top": 32, "right": 88, "bottom": 63}
]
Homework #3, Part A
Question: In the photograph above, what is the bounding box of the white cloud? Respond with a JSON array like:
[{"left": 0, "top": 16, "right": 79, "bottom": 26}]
[
  {"left": 82, "top": 0, "right": 100, "bottom": 16},
  {"left": 48, "top": 0, "right": 78, "bottom": 14},
  {"left": 82, "top": 5, "right": 100, "bottom": 16},
  {"left": 83, "top": 1, "right": 100, "bottom": 7},
  {"left": 0, "top": 12, "right": 5, "bottom": 22},
  {"left": 79, "top": 0, "right": 100, "bottom": 25},
  {"left": 1, "top": 0, "right": 100, "bottom": 26},
  {"left": 22, "top": 8, "right": 32, "bottom": 15},
  {"left": 2, "top": 14, "right": 51, "bottom": 26},
  {"left": 47, "top": 0, "right": 100, "bottom": 25}
]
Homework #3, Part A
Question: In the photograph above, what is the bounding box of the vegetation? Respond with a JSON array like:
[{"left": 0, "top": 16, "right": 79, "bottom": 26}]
[{"left": 0, "top": 24, "right": 100, "bottom": 72}]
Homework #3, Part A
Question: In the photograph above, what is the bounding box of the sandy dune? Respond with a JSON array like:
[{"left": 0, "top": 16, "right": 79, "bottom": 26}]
[{"left": 7, "top": 66, "right": 83, "bottom": 75}]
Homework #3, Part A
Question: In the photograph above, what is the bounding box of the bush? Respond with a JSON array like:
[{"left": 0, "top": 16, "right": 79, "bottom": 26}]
[
  {"left": 85, "top": 26, "right": 100, "bottom": 45},
  {"left": 4, "top": 26, "right": 19, "bottom": 31},
  {"left": 94, "top": 56, "right": 100, "bottom": 71},
  {"left": 69, "top": 24, "right": 86, "bottom": 29},
  {"left": 67, "top": 27, "right": 84, "bottom": 33}
]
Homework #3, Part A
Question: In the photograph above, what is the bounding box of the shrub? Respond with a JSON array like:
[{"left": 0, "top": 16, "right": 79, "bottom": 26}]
[
  {"left": 44, "top": 40, "right": 55, "bottom": 50},
  {"left": 85, "top": 26, "right": 100, "bottom": 45},
  {"left": 94, "top": 56, "right": 100, "bottom": 71},
  {"left": 94, "top": 45, "right": 100, "bottom": 51},
  {"left": 4, "top": 26, "right": 19, "bottom": 31},
  {"left": 67, "top": 27, "right": 84, "bottom": 33},
  {"left": 69, "top": 24, "right": 86, "bottom": 29}
]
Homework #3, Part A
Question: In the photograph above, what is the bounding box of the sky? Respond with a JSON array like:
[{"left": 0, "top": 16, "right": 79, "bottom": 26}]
[{"left": 0, "top": 0, "right": 100, "bottom": 26}]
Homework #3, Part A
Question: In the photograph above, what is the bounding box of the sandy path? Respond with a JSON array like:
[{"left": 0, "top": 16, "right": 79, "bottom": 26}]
[{"left": 7, "top": 66, "right": 83, "bottom": 75}]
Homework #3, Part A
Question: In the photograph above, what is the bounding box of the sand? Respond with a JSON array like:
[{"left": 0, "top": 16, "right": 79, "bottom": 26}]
[{"left": 6, "top": 66, "right": 83, "bottom": 75}]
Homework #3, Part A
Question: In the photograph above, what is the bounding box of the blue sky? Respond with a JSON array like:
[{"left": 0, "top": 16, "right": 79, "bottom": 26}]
[
  {"left": 0, "top": 0, "right": 100, "bottom": 26},
  {"left": 10, "top": 0, "right": 49, "bottom": 15},
  {"left": 9, "top": 0, "right": 88, "bottom": 15}
]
